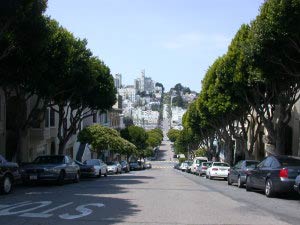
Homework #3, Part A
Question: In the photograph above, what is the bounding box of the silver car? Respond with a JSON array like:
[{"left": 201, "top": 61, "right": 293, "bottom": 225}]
[
  {"left": 21, "top": 155, "right": 80, "bottom": 185},
  {"left": 107, "top": 161, "right": 122, "bottom": 174}
]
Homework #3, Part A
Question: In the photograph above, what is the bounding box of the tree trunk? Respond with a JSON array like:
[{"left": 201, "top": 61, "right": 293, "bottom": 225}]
[
  {"left": 58, "top": 141, "right": 67, "bottom": 155},
  {"left": 224, "top": 137, "right": 234, "bottom": 166},
  {"left": 275, "top": 122, "right": 286, "bottom": 155}
]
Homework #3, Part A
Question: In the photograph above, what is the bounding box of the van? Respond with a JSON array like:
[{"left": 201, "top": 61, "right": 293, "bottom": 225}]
[{"left": 190, "top": 157, "right": 208, "bottom": 174}]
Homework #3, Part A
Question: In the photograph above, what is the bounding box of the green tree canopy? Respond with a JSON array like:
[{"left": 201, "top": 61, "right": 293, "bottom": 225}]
[
  {"left": 167, "top": 129, "right": 180, "bottom": 143},
  {"left": 78, "top": 124, "right": 137, "bottom": 156}
]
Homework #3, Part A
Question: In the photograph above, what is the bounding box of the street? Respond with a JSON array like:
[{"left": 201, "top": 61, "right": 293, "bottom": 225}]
[{"left": 0, "top": 138, "right": 300, "bottom": 225}]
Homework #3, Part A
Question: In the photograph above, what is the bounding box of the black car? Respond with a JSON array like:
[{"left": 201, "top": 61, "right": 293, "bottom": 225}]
[
  {"left": 120, "top": 160, "right": 130, "bottom": 173},
  {"left": 21, "top": 155, "right": 80, "bottom": 185},
  {"left": 74, "top": 160, "right": 96, "bottom": 178},
  {"left": 129, "top": 162, "right": 141, "bottom": 171},
  {"left": 246, "top": 155, "right": 300, "bottom": 197},
  {"left": 228, "top": 160, "right": 259, "bottom": 188},
  {"left": 0, "top": 155, "right": 20, "bottom": 194}
]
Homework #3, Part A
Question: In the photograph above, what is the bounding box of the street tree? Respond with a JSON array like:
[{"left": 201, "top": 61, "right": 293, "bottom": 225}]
[
  {"left": 244, "top": 0, "right": 300, "bottom": 154},
  {"left": 167, "top": 129, "right": 180, "bottom": 143},
  {"left": 77, "top": 124, "right": 137, "bottom": 158},
  {"left": 120, "top": 126, "right": 148, "bottom": 159},
  {"left": 0, "top": 0, "right": 50, "bottom": 161},
  {"left": 43, "top": 21, "right": 116, "bottom": 154}
]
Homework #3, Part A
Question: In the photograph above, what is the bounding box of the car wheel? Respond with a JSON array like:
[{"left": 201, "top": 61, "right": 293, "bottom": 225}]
[
  {"left": 237, "top": 176, "right": 242, "bottom": 188},
  {"left": 246, "top": 176, "right": 252, "bottom": 192},
  {"left": 57, "top": 171, "right": 65, "bottom": 186},
  {"left": 98, "top": 171, "right": 102, "bottom": 178},
  {"left": 104, "top": 170, "right": 108, "bottom": 177},
  {"left": 1, "top": 176, "right": 12, "bottom": 194},
  {"left": 205, "top": 175, "right": 208, "bottom": 179},
  {"left": 73, "top": 172, "right": 80, "bottom": 183},
  {"left": 265, "top": 179, "right": 275, "bottom": 198},
  {"left": 227, "top": 176, "right": 232, "bottom": 185},
  {"left": 209, "top": 174, "right": 212, "bottom": 180}
]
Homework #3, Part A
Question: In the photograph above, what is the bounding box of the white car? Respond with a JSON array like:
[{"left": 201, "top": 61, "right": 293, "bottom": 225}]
[
  {"left": 179, "top": 162, "right": 189, "bottom": 172},
  {"left": 190, "top": 157, "right": 208, "bottom": 174},
  {"left": 107, "top": 161, "right": 122, "bottom": 174},
  {"left": 206, "top": 162, "right": 230, "bottom": 180},
  {"left": 84, "top": 159, "right": 108, "bottom": 177}
]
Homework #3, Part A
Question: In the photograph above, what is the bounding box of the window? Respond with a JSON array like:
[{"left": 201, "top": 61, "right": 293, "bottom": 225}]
[
  {"left": 271, "top": 159, "right": 280, "bottom": 168},
  {"left": 45, "top": 109, "right": 49, "bottom": 128},
  {"left": 263, "top": 157, "right": 273, "bottom": 168},
  {"left": 50, "top": 109, "right": 55, "bottom": 127},
  {"left": 234, "top": 161, "right": 243, "bottom": 169}
]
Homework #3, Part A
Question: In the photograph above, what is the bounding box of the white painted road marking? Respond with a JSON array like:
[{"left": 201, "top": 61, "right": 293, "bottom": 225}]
[
  {"left": 0, "top": 201, "right": 105, "bottom": 220},
  {"left": 59, "top": 203, "right": 105, "bottom": 220},
  {"left": 20, "top": 202, "right": 74, "bottom": 218},
  {"left": 0, "top": 201, "right": 52, "bottom": 216}
]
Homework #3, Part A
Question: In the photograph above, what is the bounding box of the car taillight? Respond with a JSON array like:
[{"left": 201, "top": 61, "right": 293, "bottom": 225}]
[
  {"left": 202, "top": 166, "right": 207, "bottom": 169},
  {"left": 279, "top": 168, "right": 288, "bottom": 178},
  {"left": 212, "top": 168, "right": 218, "bottom": 171}
]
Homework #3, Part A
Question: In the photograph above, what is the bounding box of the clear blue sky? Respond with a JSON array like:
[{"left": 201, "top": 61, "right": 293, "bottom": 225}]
[{"left": 46, "top": 0, "right": 264, "bottom": 92}]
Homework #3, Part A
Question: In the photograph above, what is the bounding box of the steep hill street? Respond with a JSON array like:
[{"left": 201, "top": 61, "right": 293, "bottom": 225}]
[{"left": 1, "top": 136, "right": 300, "bottom": 225}]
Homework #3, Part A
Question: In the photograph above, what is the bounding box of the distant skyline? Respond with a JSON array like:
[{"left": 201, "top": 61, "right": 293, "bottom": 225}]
[{"left": 46, "top": 0, "right": 264, "bottom": 92}]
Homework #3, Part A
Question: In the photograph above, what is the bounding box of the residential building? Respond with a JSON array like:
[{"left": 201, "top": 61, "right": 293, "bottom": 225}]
[{"left": 114, "top": 73, "right": 122, "bottom": 89}]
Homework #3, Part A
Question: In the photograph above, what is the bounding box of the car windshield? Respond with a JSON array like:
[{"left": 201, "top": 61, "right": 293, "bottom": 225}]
[
  {"left": 33, "top": 156, "right": 64, "bottom": 164},
  {"left": 213, "top": 163, "right": 229, "bottom": 167},
  {"left": 203, "top": 162, "right": 211, "bottom": 166},
  {"left": 84, "top": 159, "right": 99, "bottom": 165},
  {"left": 246, "top": 161, "right": 259, "bottom": 168},
  {"left": 279, "top": 157, "right": 300, "bottom": 167},
  {"left": 107, "top": 162, "right": 116, "bottom": 166}
]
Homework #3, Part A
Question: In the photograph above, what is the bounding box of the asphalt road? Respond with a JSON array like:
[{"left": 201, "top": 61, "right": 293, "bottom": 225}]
[{"left": 1, "top": 139, "right": 300, "bottom": 224}]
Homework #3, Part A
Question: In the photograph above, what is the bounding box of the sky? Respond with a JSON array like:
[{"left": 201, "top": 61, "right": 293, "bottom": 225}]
[{"left": 46, "top": 0, "right": 264, "bottom": 92}]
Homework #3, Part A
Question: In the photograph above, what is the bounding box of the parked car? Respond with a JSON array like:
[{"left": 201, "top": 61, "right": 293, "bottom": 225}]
[
  {"left": 228, "top": 160, "right": 259, "bottom": 188},
  {"left": 74, "top": 160, "right": 96, "bottom": 178},
  {"left": 129, "top": 161, "right": 141, "bottom": 170},
  {"left": 179, "top": 162, "right": 188, "bottom": 172},
  {"left": 197, "top": 161, "right": 212, "bottom": 176},
  {"left": 190, "top": 157, "right": 208, "bottom": 174},
  {"left": 294, "top": 174, "right": 300, "bottom": 195},
  {"left": 185, "top": 161, "right": 193, "bottom": 173},
  {"left": 246, "top": 155, "right": 300, "bottom": 197},
  {"left": 180, "top": 161, "right": 192, "bottom": 172},
  {"left": 107, "top": 161, "right": 122, "bottom": 174},
  {"left": 21, "top": 155, "right": 80, "bottom": 185},
  {"left": 120, "top": 160, "right": 130, "bottom": 173},
  {"left": 145, "top": 162, "right": 152, "bottom": 169},
  {"left": 174, "top": 163, "right": 181, "bottom": 170},
  {"left": 83, "top": 159, "right": 108, "bottom": 177},
  {"left": 0, "top": 155, "right": 20, "bottom": 194},
  {"left": 206, "top": 162, "right": 230, "bottom": 180}
]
